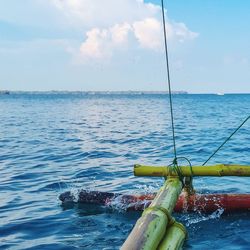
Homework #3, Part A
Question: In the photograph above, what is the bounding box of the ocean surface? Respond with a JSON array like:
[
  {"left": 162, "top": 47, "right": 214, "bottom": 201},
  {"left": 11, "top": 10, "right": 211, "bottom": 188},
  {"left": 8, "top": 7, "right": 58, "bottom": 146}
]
[{"left": 0, "top": 93, "right": 250, "bottom": 250}]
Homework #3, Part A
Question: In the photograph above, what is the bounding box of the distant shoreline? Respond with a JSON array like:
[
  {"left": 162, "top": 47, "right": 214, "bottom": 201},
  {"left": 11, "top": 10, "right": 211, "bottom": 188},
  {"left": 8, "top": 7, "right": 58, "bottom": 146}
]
[
  {"left": 1, "top": 90, "right": 188, "bottom": 95},
  {"left": 1, "top": 90, "right": 250, "bottom": 95}
]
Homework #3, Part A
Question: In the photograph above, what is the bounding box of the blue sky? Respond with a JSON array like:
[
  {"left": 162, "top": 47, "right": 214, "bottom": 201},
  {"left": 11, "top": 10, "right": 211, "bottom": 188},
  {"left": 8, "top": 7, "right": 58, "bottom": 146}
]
[{"left": 0, "top": 0, "right": 249, "bottom": 93}]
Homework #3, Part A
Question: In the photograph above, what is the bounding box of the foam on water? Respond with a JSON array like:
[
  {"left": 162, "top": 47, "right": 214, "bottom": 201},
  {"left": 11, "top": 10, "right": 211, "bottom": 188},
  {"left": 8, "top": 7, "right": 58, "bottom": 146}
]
[{"left": 181, "top": 208, "right": 225, "bottom": 227}]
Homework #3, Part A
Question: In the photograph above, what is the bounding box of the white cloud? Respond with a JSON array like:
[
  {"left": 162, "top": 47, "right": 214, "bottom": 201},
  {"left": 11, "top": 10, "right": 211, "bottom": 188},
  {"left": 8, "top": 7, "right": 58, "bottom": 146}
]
[
  {"left": 170, "top": 22, "right": 198, "bottom": 42},
  {"left": 50, "top": 0, "right": 198, "bottom": 60},
  {"left": 111, "top": 23, "right": 131, "bottom": 45},
  {"left": 80, "top": 28, "right": 111, "bottom": 59},
  {"left": 133, "top": 18, "right": 161, "bottom": 50},
  {"left": 79, "top": 23, "right": 131, "bottom": 60},
  {"left": 51, "top": 0, "right": 159, "bottom": 28}
]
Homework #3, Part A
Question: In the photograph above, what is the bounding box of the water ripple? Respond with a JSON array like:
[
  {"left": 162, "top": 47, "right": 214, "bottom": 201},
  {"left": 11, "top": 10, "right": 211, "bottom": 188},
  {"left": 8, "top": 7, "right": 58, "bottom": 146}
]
[{"left": 0, "top": 93, "right": 250, "bottom": 249}]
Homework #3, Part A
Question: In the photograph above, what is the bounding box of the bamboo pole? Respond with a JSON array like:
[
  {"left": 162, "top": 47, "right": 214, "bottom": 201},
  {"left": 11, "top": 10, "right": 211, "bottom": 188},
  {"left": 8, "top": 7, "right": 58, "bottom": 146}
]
[
  {"left": 134, "top": 164, "right": 250, "bottom": 177},
  {"left": 121, "top": 178, "right": 182, "bottom": 250},
  {"left": 158, "top": 222, "right": 187, "bottom": 250}
]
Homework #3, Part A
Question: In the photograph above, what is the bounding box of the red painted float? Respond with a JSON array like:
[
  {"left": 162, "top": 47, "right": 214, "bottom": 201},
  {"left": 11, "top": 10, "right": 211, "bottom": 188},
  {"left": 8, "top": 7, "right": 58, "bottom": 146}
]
[{"left": 59, "top": 190, "right": 250, "bottom": 213}]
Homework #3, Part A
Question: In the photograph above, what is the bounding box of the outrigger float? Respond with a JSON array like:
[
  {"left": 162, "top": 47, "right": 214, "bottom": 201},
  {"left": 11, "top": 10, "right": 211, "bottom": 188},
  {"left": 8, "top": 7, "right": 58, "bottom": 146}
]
[
  {"left": 121, "top": 164, "right": 250, "bottom": 249},
  {"left": 60, "top": 164, "right": 250, "bottom": 214},
  {"left": 60, "top": 164, "right": 250, "bottom": 249},
  {"left": 60, "top": 188, "right": 250, "bottom": 213}
]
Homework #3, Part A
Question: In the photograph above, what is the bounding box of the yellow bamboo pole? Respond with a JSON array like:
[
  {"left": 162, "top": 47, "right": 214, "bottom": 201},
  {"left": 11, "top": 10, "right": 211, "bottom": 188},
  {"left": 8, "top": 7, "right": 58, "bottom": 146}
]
[
  {"left": 158, "top": 222, "right": 187, "bottom": 250},
  {"left": 134, "top": 164, "right": 250, "bottom": 177},
  {"left": 121, "top": 178, "right": 182, "bottom": 250}
]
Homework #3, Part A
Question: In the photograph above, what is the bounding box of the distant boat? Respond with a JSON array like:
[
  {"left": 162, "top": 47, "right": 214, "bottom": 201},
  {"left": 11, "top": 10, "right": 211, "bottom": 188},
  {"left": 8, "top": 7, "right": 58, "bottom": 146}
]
[
  {"left": 0, "top": 90, "right": 10, "bottom": 95},
  {"left": 216, "top": 92, "right": 224, "bottom": 96}
]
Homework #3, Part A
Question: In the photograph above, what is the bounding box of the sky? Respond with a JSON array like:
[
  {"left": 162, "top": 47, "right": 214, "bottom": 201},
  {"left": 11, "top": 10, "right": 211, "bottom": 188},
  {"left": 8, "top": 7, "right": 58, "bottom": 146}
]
[{"left": 0, "top": 0, "right": 250, "bottom": 93}]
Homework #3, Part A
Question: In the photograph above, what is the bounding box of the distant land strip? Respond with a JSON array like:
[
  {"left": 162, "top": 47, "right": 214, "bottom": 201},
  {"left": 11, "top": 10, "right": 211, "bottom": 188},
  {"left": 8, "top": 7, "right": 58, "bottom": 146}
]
[
  {"left": 1, "top": 91, "right": 250, "bottom": 95},
  {"left": 1, "top": 90, "right": 188, "bottom": 95}
]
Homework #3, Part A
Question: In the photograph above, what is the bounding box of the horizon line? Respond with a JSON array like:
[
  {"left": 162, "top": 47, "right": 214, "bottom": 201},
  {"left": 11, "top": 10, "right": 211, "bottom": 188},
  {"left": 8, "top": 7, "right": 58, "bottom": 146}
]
[{"left": 1, "top": 90, "right": 250, "bottom": 95}]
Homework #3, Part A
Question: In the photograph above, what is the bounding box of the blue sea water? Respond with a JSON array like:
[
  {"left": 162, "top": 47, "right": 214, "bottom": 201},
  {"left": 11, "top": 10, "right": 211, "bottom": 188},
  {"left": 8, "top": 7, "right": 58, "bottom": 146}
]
[{"left": 0, "top": 93, "right": 250, "bottom": 250}]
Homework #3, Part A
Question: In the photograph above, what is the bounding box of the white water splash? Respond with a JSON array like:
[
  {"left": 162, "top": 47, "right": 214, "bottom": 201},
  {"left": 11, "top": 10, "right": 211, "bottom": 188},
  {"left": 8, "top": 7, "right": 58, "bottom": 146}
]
[
  {"left": 183, "top": 208, "right": 225, "bottom": 227},
  {"left": 105, "top": 195, "right": 129, "bottom": 212},
  {"left": 134, "top": 183, "right": 161, "bottom": 195}
]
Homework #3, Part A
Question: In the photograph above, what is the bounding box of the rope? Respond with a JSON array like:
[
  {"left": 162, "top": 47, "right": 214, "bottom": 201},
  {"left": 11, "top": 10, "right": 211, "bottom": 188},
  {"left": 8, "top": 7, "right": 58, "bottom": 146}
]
[
  {"left": 168, "top": 160, "right": 184, "bottom": 184},
  {"left": 161, "top": 0, "right": 178, "bottom": 161},
  {"left": 160, "top": 0, "right": 191, "bottom": 186},
  {"left": 203, "top": 115, "right": 250, "bottom": 166},
  {"left": 176, "top": 157, "right": 194, "bottom": 176},
  {"left": 176, "top": 157, "right": 195, "bottom": 194},
  {"left": 144, "top": 206, "right": 175, "bottom": 226}
]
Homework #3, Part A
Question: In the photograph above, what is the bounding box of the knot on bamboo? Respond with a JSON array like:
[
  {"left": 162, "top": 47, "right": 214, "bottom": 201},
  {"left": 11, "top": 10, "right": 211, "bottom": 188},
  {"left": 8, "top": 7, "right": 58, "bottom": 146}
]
[{"left": 143, "top": 206, "right": 175, "bottom": 226}]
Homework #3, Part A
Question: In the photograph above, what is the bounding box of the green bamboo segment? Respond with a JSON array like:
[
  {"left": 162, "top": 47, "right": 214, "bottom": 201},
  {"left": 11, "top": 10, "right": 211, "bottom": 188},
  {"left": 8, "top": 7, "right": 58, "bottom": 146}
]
[
  {"left": 158, "top": 222, "right": 187, "bottom": 250},
  {"left": 134, "top": 164, "right": 250, "bottom": 177},
  {"left": 149, "top": 178, "right": 182, "bottom": 213},
  {"left": 121, "top": 178, "right": 182, "bottom": 250}
]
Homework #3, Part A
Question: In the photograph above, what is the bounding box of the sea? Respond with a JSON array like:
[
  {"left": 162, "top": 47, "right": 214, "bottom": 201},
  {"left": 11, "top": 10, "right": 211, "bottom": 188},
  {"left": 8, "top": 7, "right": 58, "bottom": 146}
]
[{"left": 0, "top": 92, "right": 250, "bottom": 250}]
